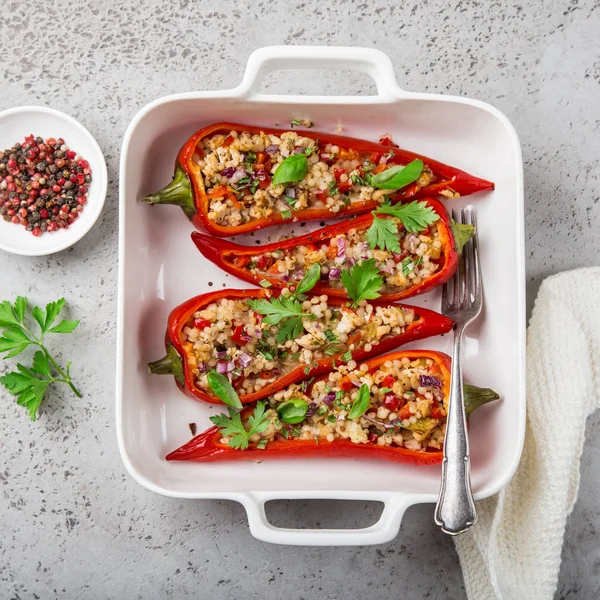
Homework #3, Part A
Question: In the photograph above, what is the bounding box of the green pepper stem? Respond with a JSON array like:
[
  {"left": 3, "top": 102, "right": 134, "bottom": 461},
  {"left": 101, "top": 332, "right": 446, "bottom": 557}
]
[
  {"left": 464, "top": 383, "right": 500, "bottom": 419},
  {"left": 147, "top": 345, "right": 185, "bottom": 386},
  {"left": 143, "top": 164, "right": 196, "bottom": 219},
  {"left": 450, "top": 219, "right": 475, "bottom": 255}
]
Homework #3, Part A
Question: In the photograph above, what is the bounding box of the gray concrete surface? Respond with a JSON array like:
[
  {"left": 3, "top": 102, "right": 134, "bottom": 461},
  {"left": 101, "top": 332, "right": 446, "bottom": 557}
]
[{"left": 1, "top": 0, "right": 599, "bottom": 598}]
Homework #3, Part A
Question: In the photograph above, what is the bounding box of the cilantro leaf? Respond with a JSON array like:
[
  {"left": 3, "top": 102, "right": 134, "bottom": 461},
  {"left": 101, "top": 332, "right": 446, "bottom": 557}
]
[
  {"left": 340, "top": 259, "right": 384, "bottom": 308},
  {"left": 366, "top": 216, "right": 401, "bottom": 253},
  {"left": 374, "top": 200, "right": 440, "bottom": 234}
]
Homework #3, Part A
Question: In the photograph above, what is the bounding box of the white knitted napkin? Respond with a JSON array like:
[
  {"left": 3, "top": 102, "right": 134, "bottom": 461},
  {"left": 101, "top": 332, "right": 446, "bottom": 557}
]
[{"left": 454, "top": 267, "right": 600, "bottom": 600}]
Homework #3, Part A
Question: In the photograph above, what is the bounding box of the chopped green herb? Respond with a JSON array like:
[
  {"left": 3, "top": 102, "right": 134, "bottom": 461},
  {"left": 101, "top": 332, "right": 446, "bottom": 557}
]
[
  {"left": 304, "top": 365, "right": 311, "bottom": 375},
  {"left": 281, "top": 209, "right": 292, "bottom": 219},
  {"left": 401, "top": 258, "right": 414, "bottom": 277},
  {"left": 380, "top": 387, "right": 392, "bottom": 394},
  {"left": 291, "top": 427, "right": 302, "bottom": 437},
  {"left": 256, "top": 439, "right": 268, "bottom": 450},
  {"left": 281, "top": 428, "right": 289, "bottom": 439},
  {"left": 327, "top": 414, "right": 337, "bottom": 423},
  {"left": 342, "top": 350, "right": 352, "bottom": 363},
  {"left": 250, "top": 179, "right": 260, "bottom": 194},
  {"left": 317, "top": 406, "right": 328, "bottom": 416},
  {"left": 327, "top": 181, "right": 339, "bottom": 195},
  {"left": 335, "top": 390, "right": 345, "bottom": 401},
  {"left": 324, "top": 347, "right": 339, "bottom": 356},
  {"left": 324, "top": 385, "right": 331, "bottom": 393},
  {"left": 290, "top": 119, "right": 302, "bottom": 127},
  {"left": 248, "top": 296, "right": 313, "bottom": 344},
  {"left": 284, "top": 196, "right": 297, "bottom": 207},
  {"left": 259, "top": 279, "right": 272, "bottom": 288},
  {"left": 304, "top": 146, "right": 317, "bottom": 156},
  {"left": 324, "top": 329, "right": 338, "bottom": 343},
  {"left": 350, "top": 173, "right": 368, "bottom": 186},
  {"left": 246, "top": 151, "right": 257, "bottom": 163}
]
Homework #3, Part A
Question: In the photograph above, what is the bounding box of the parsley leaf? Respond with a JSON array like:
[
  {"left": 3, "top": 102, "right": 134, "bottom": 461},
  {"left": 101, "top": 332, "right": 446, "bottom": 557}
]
[
  {"left": 247, "top": 296, "right": 314, "bottom": 344},
  {"left": 340, "top": 259, "right": 384, "bottom": 308},
  {"left": 0, "top": 296, "right": 81, "bottom": 421},
  {"left": 374, "top": 200, "right": 440, "bottom": 234},
  {"left": 365, "top": 216, "right": 401, "bottom": 253},
  {"left": 324, "top": 329, "right": 338, "bottom": 343},
  {"left": 209, "top": 401, "right": 271, "bottom": 450}
]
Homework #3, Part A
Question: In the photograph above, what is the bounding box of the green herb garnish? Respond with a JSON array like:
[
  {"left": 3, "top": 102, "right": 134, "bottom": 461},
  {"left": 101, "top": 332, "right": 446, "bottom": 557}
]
[
  {"left": 277, "top": 398, "right": 308, "bottom": 424},
  {"left": 207, "top": 371, "right": 243, "bottom": 409},
  {"left": 256, "top": 439, "right": 268, "bottom": 450},
  {"left": 246, "top": 151, "right": 257, "bottom": 163},
  {"left": 248, "top": 296, "right": 314, "bottom": 344},
  {"left": 324, "top": 329, "right": 338, "bottom": 343},
  {"left": 295, "top": 263, "right": 321, "bottom": 297},
  {"left": 350, "top": 172, "right": 368, "bottom": 186},
  {"left": 259, "top": 279, "right": 272, "bottom": 288},
  {"left": 327, "top": 181, "right": 339, "bottom": 195},
  {"left": 327, "top": 414, "right": 337, "bottom": 423},
  {"left": 342, "top": 350, "right": 352, "bottom": 363},
  {"left": 304, "top": 146, "right": 317, "bottom": 156},
  {"left": 365, "top": 215, "right": 401, "bottom": 254},
  {"left": 340, "top": 259, "right": 384, "bottom": 308},
  {"left": 373, "top": 200, "right": 439, "bottom": 234},
  {"left": 284, "top": 196, "right": 297, "bottom": 207},
  {"left": 348, "top": 383, "right": 370, "bottom": 419},
  {"left": 281, "top": 209, "right": 292, "bottom": 219},
  {"left": 272, "top": 153, "right": 308, "bottom": 185},
  {"left": 368, "top": 159, "right": 423, "bottom": 190},
  {"left": 324, "top": 347, "right": 339, "bottom": 356},
  {"left": 209, "top": 401, "right": 270, "bottom": 450},
  {"left": 290, "top": 119, "right": 302, "bottom": 127},
  {"left": 0, "top": 296, "right": 81, "bottom": 421},
  {"left": 335, "top": 390, "right": 345, "bottom": 401},
  {"left": 304, "top": 365, "right": 311, "bottom": 375}
]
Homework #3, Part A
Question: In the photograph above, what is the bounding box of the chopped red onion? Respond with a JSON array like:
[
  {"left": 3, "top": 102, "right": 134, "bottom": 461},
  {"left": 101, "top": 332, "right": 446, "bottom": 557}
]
[
  {"left": 221, "top": 167, "right": 236, "bottom": 177},
  {"left": 379, "top": 264, "right": 393, "bottom": 275},
  {"left": 293, "top": 146, "right": 305, "bottom": 154},
  {"left": 323, "top": 392, "right": 336, "bottom": 406},
  {"left": 254, "top": 168, "right": 268, "bottom": 181},
  {"left": 265, "top": 145, "right": 278, "bottom": 154},
  {"left": 336, "top": 237, "right": 346, "bottom": 257},
  {"left": 216, "top": 350, "right": 228, "bottom": 359},
  {"left": 345, "top": 256, "right": 356, "bottom": 267},
  {"left": 293, "top": 269, "right": 304, "bottom": 281},
  {"left": 362, "top": 414, "right": 396, "bottom": 429},
  {"left": 392, "top": 253, "right": 403, "bottom": 261},
  {"left": 306, "top": 402, "right": 318, "bottom": 417},
  {"left": 351, "top": 379, "right": 361, "bottom": 388},
  {"left": 285, "top": 187, "right": 296, "bottom": 199},
  {"left": 282, "top": 272, "right": 290, "bottom": 282},
  {"left": 216, "top": 361, "right": 228, "bottom": 374},
  {"left": 328, "top": 268, "right": 341, "bottom": 280},
  {"left": 197, "top": 362, "right": 207, "bottom": 373},
  {"left": 238, "top": 353, "right": 252, "bottom": 368},
  {"left": 229, "top": 168, "right": 247, "bottom": 184},
  {"left": 420, "top": 375, "right": 442, "bottom": 388}
]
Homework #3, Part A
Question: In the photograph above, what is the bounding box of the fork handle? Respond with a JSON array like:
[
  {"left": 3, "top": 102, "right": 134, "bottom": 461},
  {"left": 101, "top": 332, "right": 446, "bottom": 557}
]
[{"left": 434, "top": 326, "right": 477, "bottom": 535}]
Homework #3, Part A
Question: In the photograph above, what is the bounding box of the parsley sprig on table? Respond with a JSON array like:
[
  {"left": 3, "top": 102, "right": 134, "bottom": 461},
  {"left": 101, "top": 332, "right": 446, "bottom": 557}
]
[
  {"left": 0, "top": 297, "right": 81, "bottom": 421},
  {"left": 247, "top": 263, "right": 321, "bottom": 343}
]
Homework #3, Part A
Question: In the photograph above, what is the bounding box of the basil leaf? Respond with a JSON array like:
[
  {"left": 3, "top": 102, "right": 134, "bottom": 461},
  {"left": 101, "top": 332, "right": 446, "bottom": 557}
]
[
  {"left": 348, "top": 383, "right": 370, "bottom": 419},
  {"left": 272, "top": 154, "right": 308, "bottom": 185},
  {"left": 295, "top": 264, "right": 321, "bottom": 297},
  {"left": 369, "top": 159, "right": 424, "bottom": 190},
  {"left": 207, "top": 371, "right": 243, "bottom": 409},
  {"left": 277, "top": 398, "right": 308, "bottom": 424}
]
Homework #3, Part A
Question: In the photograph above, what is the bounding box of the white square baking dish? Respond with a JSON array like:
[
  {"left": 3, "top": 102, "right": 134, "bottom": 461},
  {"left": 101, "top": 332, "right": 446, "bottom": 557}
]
[{"left": 117, "top": 46, "right": 525, "bottom": 546}]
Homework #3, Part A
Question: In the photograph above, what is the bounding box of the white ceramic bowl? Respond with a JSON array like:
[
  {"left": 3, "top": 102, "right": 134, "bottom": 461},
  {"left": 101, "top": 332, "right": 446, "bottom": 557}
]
[{"left": 0, "top": 106, "right": 107, "bottom": 256}]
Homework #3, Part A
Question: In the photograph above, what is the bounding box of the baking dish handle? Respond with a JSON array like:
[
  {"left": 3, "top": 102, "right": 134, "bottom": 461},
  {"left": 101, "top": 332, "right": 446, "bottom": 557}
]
[
  {"left": 237, "top": 46, "right": 406, "bottom": 102},
  {"left": 242, "top": 492, "right": 413, "bottom": 546}
]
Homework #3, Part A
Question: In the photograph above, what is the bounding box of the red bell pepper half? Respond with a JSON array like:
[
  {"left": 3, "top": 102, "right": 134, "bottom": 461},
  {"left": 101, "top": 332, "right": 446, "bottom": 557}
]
[
  {"left": 166, "top": 350, "right": 499, "bottom": 466},
  {"left": 142, "top": 122, "right": 494, "bottom": 237},
  {"left": 147, "top": 289, "right": 453, "bottom": 406},
  {"left": 192, "top": 197, "right": 467, "bottom": 303}
]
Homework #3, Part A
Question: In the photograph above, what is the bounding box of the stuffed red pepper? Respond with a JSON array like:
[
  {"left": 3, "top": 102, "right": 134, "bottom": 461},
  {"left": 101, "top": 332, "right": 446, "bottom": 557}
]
[
  {"left": 166, "top": 350, "right": 499, "bottom": 465},
  {"left": 143, "top": 122, "right": 494, "bottom": 236},
  {"left": 192, "top": 198, "right": 474, "bottom": 303},
  {"left": 147, "top": 283, "right": 453, "bottom": 406}
]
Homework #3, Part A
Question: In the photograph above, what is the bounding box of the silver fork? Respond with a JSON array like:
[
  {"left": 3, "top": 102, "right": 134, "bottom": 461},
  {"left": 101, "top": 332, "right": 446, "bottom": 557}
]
[{"left": 434, "top": 205, "right": 482, "bottom": 535}]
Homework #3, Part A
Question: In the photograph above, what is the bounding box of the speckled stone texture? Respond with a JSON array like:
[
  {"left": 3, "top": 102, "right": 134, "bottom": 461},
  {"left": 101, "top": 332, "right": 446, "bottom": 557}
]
[{"left": 0, "top": 0, "right": 599, "bottom": 598}]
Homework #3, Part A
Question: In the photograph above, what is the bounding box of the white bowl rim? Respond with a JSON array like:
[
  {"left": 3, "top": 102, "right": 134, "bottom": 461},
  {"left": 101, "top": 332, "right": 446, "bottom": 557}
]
[{"left": 0, "top": 105, "right": 108, "bottom": 257}]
